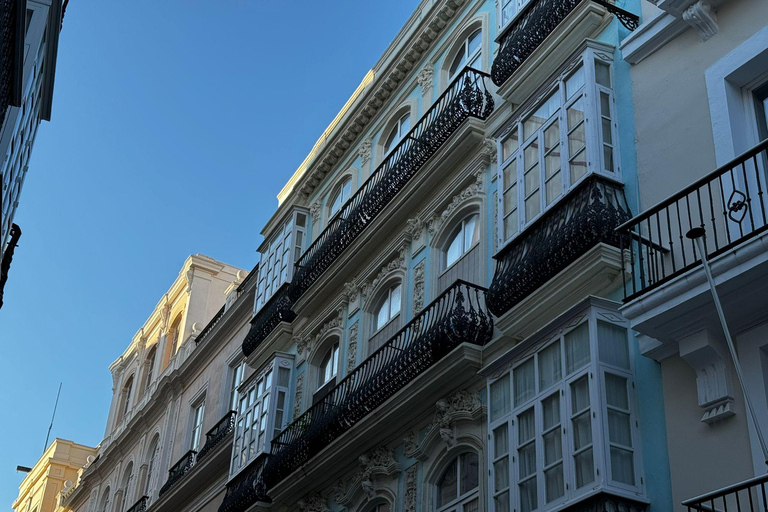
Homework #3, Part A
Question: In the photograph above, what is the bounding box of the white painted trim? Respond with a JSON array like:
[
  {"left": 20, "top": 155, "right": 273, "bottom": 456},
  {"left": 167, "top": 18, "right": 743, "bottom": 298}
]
[{"left": 620, "top": 11, "right": 688, "bottom": 64}]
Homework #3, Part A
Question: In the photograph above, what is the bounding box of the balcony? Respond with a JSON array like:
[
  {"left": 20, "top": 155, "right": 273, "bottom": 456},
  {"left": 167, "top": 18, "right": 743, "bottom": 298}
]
[
  {"left": 490, "top": 0, "right": 638, "bottom": 88},
  {"left": 290, "top": 68, "right": 494, "bottom": 302},
  {"left": 158, "top": 450, "right": 196, "bottom": 497},
  {"left": 265, "top": 280, "right": 493, "bottom": 488},
  {"left": 218, "top": 455, "right": 270, "bottom": 512},
  {"left": 125, "top": 496, "right": 149, "bottom": 512},
  {"left": 618, "top": 139, "right": 768, "bottom": 302},
  {"left": 487, "top": 175, "right": 630, "bottom": 318},
  {"left": 194, "top": 304, "right": 225, "bottom": 345},
  {"left": 242, "top": 283, "right": 296, "bottom": 357},
  {"left": 683, "top": 474, "right": 768, "bottom": 512},
  {"left": 196, "top": 410, "right": 236, "bottom": 461}
]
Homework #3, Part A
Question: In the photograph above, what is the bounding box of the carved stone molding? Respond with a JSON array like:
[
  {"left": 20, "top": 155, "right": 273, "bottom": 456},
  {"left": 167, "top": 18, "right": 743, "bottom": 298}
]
[
  {"left": 406, "top": 217, "right": 427, "bottom": 254},
  {"left": 358, "top": 137, "right": 373, "bottom": 165},
  {"left": 413, "top": 260, "right": 426, "bottom": 313},
  {"left": 344, "top": 281, "right": 361, "bottom": 315},
  {"left": 347, "top": 321, "right": 359, "bottom": 372},
  {"left": 679, "top": 329, "right": 735, "bottom": 423},
  {"left": 683, "top": 0, "right": 718, "bottom": 40},
  {"left": 417, "top": 67, "right": 434, "bottom": 94},
  {"left": 293, "top": 373, "right": 304, "bottom": 420},
  {"left": 427, "top": 172, "right": 484, "bottom": 237},
  {"left": 310, "top": 201, "right": 322, "bottom": 224},
  {"left": 297, "top": 310, "right": 345, "bottom": 356},
  {"left": 404, "top": 464, "right": 418, "bottom": 512},
  {"left": 333, "top": 446, "right": 401, "bottom": 506},
  {"left": 480, "top": 137, "right": 495, "bottom": 159},
  {"left": 361, "top": 246, "right": 408, "bottom": 301},
  {"left": 297, "top": 493, "right": 330, "bottom": 512}
]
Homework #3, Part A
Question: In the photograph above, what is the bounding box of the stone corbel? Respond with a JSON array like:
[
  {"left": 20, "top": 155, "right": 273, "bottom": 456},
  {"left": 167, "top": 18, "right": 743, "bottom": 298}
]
[
  {"left": 679, "top": 329, "right": 735, "bottom": 423},
  {"left": 683, "top": 0, "right": 718, "bottom": 41},
  {"left": 417, "top": 67, "right": 434, "bottom": 101}
]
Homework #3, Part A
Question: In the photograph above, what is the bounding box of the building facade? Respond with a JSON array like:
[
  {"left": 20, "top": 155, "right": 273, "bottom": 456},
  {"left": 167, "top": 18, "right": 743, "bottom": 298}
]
[
  {"left": 0, "top": 0, "right": 64, "bottom": 305},
  {"left": 619, "top": 0, "right": 768, "bottom": 510}
]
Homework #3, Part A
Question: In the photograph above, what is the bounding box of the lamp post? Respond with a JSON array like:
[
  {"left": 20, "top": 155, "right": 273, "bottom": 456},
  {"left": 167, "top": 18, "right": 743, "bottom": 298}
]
[{"left": 686, "top": 227, "right": 768, "bottom": 466}]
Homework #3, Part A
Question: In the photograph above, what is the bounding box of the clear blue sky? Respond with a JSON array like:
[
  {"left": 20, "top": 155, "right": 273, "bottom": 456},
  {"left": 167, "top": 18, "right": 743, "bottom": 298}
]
[{"left": 1, "top": 0, "right": 418, "bottom": 505}]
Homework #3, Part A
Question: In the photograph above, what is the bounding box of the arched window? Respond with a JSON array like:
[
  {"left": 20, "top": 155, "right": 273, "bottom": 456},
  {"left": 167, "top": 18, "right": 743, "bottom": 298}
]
[
  {"left": 121, "top": 376, "right": 134, "bottom": 421},
  {"left": 383, "top": 113, "right": 411, "bottom": 155},
  {"left": 98, "top": 487, "right": 111, "bottom": 512},
  {"left": 449, "top": 29, "right": 482, "bottom": 79},
  {"left": 118, "top": 462, "right": 134, "bottom": 512},
  {"left": 329, "top": 178, "right": 352, "bottom": 218},
  {"left": 164, "top": 315, "right": 182, "bottom": 369},
  {"left": 144, "top": 346, "right": 157, "bottom": 394},
  {"left": 319, "top": 343, "right": 340, "bottom": 389},
  {"left": 375, "top": 284, "right": 402, "bottom": 331},
  {"left": 145, "top": 435, "right": 159, "bottom": 496},
  {"left": 436, "top": 452, "right": 479, "bottom": 511},
  {"left": 444, "top": 214, "right": 479, "bottom": 269}
]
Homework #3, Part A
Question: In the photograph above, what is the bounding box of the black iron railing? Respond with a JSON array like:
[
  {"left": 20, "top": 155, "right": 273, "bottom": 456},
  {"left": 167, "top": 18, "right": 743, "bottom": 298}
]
[
  {"left": 158, "top": 450, "right": 196, "bottom": 497},
  {"left": 683, "top": 474, "right": 768, "bottom": 512},
  {"left": 218, "top": 455, "right": 270, "bottom": 512},
  {"left": 290, "top": 67, "right": 494, "bottom": 302},
  {"left": 487, "top": 175, "right": 630, "bottom": 317},
  {"left": 0, "top": 0, "right": 24, "bottom": 129},
  {"left": 266, "top": 280, "right": 493, "bottom": 487},
  {"left": 197, "top": 410, "right": 237, "bottom": 461},
  {"left": 618, "top": 139, "right": 768, "bottom": 301},
  {"left": 490, "top": 0, "right": 638, "bottom": 87},
  {"left": 194, "top": 305, "right": 225, "bottom": 345},
  {"left": 242, "top": 282, "right": 297, "bottom": 357},
  {"left": 125, "top": 496, "right": 149, "bottom": 512}
]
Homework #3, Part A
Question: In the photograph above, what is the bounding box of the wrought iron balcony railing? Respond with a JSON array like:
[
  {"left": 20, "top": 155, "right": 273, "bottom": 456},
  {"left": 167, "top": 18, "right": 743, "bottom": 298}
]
[
  {"left": 682, "top": 473, "right": 768, "bottom": 512},
  {"left": 490, "top": 0, "right": 638, "bottom": 87},
  {"left": 266, "top": 280, "right": 493, "bottom": 487},
  {"left": 125, "top": 496, "right": 149, "bottom": 512},
  {"left": 196, "top": 410, "right": 236, "bottom": 461},
  {"left": 290, "top": 68, "right": 494, "bottom": 302},
  {"left": 618, "top": 139, "right": 768, "bottom": 301},
  {"left": 487, "top": 175, "right": 630, "bottom": 317},
  {"left": 218, "top": 455, "right": 270, "bottom": 512},
  {"left": 194, "top": 305, "right": 225, "bottom": 345},
  {"left": 242, "top": 282, "right": 297, "bottom": 357},
  {"left": 158, "top": 449, "right": 196, "bottom": 497}
]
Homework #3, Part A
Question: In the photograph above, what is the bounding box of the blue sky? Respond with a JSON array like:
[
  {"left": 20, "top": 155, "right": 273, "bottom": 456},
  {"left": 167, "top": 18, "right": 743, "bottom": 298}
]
[{"left": 1, "top": 0, "right": 418, "bottom": 505}]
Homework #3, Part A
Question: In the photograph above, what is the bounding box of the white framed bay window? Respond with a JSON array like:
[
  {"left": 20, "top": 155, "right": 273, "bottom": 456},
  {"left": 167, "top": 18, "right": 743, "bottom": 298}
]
[
  {"left": 487, "top": 302, "right": 645, "bottom": 512},
  {"left": 230, "top": 355, "right": 293, "bottom": 477},
  {"left": 497, "top": 47, "right": 620, "bottom": 248}
]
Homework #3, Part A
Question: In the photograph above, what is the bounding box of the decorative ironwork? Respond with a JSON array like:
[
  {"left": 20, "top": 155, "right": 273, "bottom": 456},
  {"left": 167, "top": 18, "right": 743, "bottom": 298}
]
[
  {"left": 218, "top": 455, "right": 270, "bottom": 512},
  {"left": 266, "top": 280, "right": 493, "bottom": 487},
  {"left": 194, "top": 305, "right": 225, "bottom": 345},
  {"left": 683, "top": 473, "right": 768, "bottom": 512},
  {"left": 291, "top": 68, "right": 494, "bottom": 302},
  {"left": 196, "top": 410, "right": 236, "bottom": 461},
  {"left": 0, "top": 223, "right": 21, "bottom": 310},
  {"left": 618, "top": 138, "right": 768, "bottom": 301},
  {"left": 125, "top": 496, "right": 149, "bottom": 512},
  {"left": 487, "top": 175, "right": 630, "bottom": 317},
  {"left": 158, "top": 450, "right": 196, "bottom": 497},
  {"left": 491, "top": 0, "right": 638, "bottom": 87},
  {"left": 242, "top": 282, "right": 297, "bottom": 357}
]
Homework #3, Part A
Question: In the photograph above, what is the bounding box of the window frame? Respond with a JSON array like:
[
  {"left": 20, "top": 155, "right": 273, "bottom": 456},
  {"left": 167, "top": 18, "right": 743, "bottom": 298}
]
[
  {"left": 328, "top": 177, "right": 352, "bottom": 221},
  {"left": 190, "top": 400, "right": 205, "bottom": 452},
  {"left": 496, "top": 49, "right": 621, "bottom": 251},
  {"left": 487, "top": 306, "right": 645, "bottom": 512},
  {"left": 319, "top": 342, "right": 340, "bottom": 389},
  {"left": 442, "top": 213, "right": 480, "bottom": 272},
  {"left": 435, "top": 451, "right": 481, "bottom": 511},
  {"left": 383, "top": 111, "right": 412, "bottom": 156},
  {"left": 229, "top": 358, "right": 247, "bottom": 412},
  {"left": 373, "top": 283, "right": 403, "bottom": 333},
  {"left": 448, "top": 28, "right": 483, "bottom": 80}
]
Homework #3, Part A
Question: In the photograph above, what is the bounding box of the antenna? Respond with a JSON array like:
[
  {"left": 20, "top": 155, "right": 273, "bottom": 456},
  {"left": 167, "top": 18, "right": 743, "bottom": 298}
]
[{"left": 44, "top": 383, "right": 62, "bottom": 453}]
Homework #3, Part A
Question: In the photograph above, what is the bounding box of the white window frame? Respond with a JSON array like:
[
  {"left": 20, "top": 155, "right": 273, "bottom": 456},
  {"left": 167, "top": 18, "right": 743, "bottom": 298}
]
[
  {"left": 190, "top": 401, "right": 205, "bottom": 452},
  {"left": 328, "top": 177, "right": 352, "bottom": 220},
  {"left": 229, "top": 359, "right": 246, "bottom": 412},
  {"left": 496, "top": 48, "right": 621, "bottom": 250},
  {"left": 383, "top": 112, "right": 411, "bottom": 156},
  {"left": 449, "top": 28, "right": 483, "bottom": 80},
  {"left": 498, "top": 0, "right": 533, "bottom": 32},
  {"left": 435, "top": 451, "right": 481, "bottom": 511},
  {"left": 319, "top": 342, "right": 340, "bottom": 389},
  {"left": 374, "top": 283, "right": 402, "bottom": 332},
  {"left": 487, "top": 306, "right": 645, "bottom": 512},
  {"left": 443, "top": 213, "right": 480, "bottom": 271}
]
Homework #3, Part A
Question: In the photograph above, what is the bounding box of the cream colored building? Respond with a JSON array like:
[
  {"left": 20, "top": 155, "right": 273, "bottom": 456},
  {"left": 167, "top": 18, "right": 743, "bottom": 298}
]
[{"left": 13, "top": 439, "right": 97, "bottom": 512}]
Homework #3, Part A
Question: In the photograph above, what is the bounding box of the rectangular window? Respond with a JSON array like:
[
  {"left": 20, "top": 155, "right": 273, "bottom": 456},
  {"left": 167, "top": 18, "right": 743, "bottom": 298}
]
[
  {"left": 497, "top": 50, "right": 620, "bottom": 248},
  {"left": 488, "top": 307, "right": 642, "bottom": 512},
  {"left": 230, "top": 356, "right": 293, "bottom": 477},
  {"left": 191, "top": 402, "right": 205, "bottom": 452},
  {"left": 499, "top": 0, "right": 533, "bottom": 30},
  {"left": 230, "top": 359, "right": 246, "bottom": 411}
]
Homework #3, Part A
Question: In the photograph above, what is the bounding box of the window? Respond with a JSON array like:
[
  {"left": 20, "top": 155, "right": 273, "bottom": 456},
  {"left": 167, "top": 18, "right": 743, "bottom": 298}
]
[
  {"left": 319, "top": 343, "right": 340, "bottom": 388},
  {"left": 498, "top": 51, "right": 619, "bottom": 245},
  {"left": 99, "top": 488, "right": 111, "bottom": 512},
  {"left": 145, "top": 436, "right": 159, "bottom": 496},
  {"left": 230, "top": 359, "right": 246, "bottom": 411},
  {"left": 121, "top": 376, "right": 134, "bottom": 420},
  {"left": 191, "top": 401, "right": 205, "bottom": 451},
  {"left": 499, "top": 0, "right": 532, "bottom": 29},
  {"left": 488, "top": 309, "right": 643, "bottom": 512},
  {"left": 449, "top": 29, "right": 482, "bottom": 79},
  {"left": 444, "top": 214, "right": 479, "bottom": 269},
  {"left": 255, "top": 209, "right": 308, "bottom": 311},
  {"left": 144, "top": 346, "right": 157, "bottom": 394},
  {"left": 231, "top": 356, "right": 293, "bottom": 476},
  {"left": 753, "top": 82, "right": 768, "bottom": 141},
  {"left": 436, "top": 452, "right": 480, "bottom": 511},
  {"left": 118, "top": 463, "right": 133, "bottom": 512},
  {"left": 375, "top": 284, "right": 402, "bottom": 331},
  {"left": 329, "top": 178, "right": 352, "bottom": 218},
  {"left": 384, "top": 113, "right": 411, "bottom": 155}
]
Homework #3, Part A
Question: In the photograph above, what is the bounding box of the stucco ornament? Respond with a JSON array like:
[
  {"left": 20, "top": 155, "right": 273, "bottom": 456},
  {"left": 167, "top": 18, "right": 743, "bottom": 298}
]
[
  {"left": 481, "top": 137, "right": 495, "bottom": 158},
  {"left": 427, "top": 172, "right": 484, "bottom": 237},
  {"left": 417, "top": 67, "right": 434, "bottom": 93},
  {"left": 358, "top": 137, "right": 373, "bottom": 165},
  {"left": 347, "top": 321, "right": 359, "bottom": 371},
  {"left": 297, "top": 493, "right": 330, "bottom": 512},
  {"left": 310, "top": 201, "right": 322, "bottom": 224},
  {"left": 404, "top": 464, "right": 418, "bottom": 512},
  {"left": 403, "top": 430, "right": 419, "bottom": 458},
  {"left": 293, "top": 373, "right": 304, "bottom": 420},
  {"left": 683, "top": 0, "right": 718, "bottom": 40},
  {"left": 358, "top": 446, "right": 400, "bottom": 499},
  {"left": 303, "top": 311, "right": 344, "bottom": 358},
  {"left": 413, "top": 260, "right": 426, "bottom": 312},
  {"left": 343, "top": 281, "right": 359, "bottom": 303},
  {"left": 405, "top": 217, "right": 423, "bottom": 238}
]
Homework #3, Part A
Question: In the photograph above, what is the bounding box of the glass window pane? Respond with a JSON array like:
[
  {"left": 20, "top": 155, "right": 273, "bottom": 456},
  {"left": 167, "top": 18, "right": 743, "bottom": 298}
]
[
  {"left": 494, "top": 424, "right": 509, "bottom": 456},
  {"left": 544, "top": 429, "right": 562, "bottom": 467},
  {"left": 495, "top": 491, "right": 511, "bottom": 512},
  {"left": 504, "top": 210, "right": 518, "bottom": 239},
  {"left": 604, "top": 145, "right": 615, "bottom": 173},
  {"left": 450, "top": 45, "right": 466, "bottom": 76},
  {"left": 494, "top": 456, "right": 509, "bottom": 492},
  {"left": 525, "top": 190, "right": 540, "bottom": 220},
  {"left": 514, "top": 359, "right": 535, "bottom": 406},
  {"left": 544, "top": 121, "right": 559, "bottom": 153},
  {"left": 463, "top": 498, "right": 480, "bottom": 512},
  {"left": 519, "top": 478, "right": 538, "bottom": 512},
  {"left": 400, "top": 114, "right": 410, "bottom": 134},
  {"left": 519, "top": 443, "right": 536, "bottom": 478},
  {"left": 571, "top": 375, "right": 590, "bottom": 413},
  {"left": 503, "top": 159, "right": 517, "bottom": 190},
  {"left": 437, "top": 459, "right": 458, "bottom": 506},
  {"left": 545, "top": 171, "right": 562, "bottom": 205},
  {"left": 544, "top": 464, "right": 565, "bottom": 503},
  {"left": 611, "top": 447, "right": 636, "bottom": 485},
  {"left": 598, "top": 321, "right": 630, "bottom": 369},
  {"left": 567, "top": 97, "right": 584, "bottom": 131},
  {"left": 542, "top": 393, "right": 560, "bottom": 430},
  {"left": 460, "top": 452, "right": 479, "bottom": 494},
  {"left": 602, "top": 118, "right": 613, "bottom": 146},
  {"left": 502, "top": 129, "right": 519, "bottom": 161},
  {"left": 570, "top": 147, "right": 587, "bottom": 182},
  {"left": 572, "top": 412, "right": 592, "bottom": 451},
  {"left": 605, "top": 373, "right": 629, "bottom": 409},
  {"left": 518, "top": 408, "right": 535, "bottom": 444},
  {"left": 608, "top": 410, "right": 633, "bottom": 447},
  {"left": 595, "top": 61, "right": 611, "bottom": 88},
  {"left": 468, "top": 29, "right": 481, "bottom": 55},
  {"left": 524, "top": 92, "right": 560, "bottom": 139},
  {"left": 565, "top": 65, "right": 585, "bottom": 99},
  {"left": 490, "top": 375, "right": 511, "bottom": 422},
  {"left": 278, "top": 367, "right": 290, "bottom": 387},
  {"left": 568, "top": 122, "right": 586, "bottom": 157},
  {"left": 565, "top": 323, "right": 590, "bottom": 375},
  {"left": 446, "top": 226, "right": 462, "bottom": 268},
  {"left": 377, "top": 298, "right": 389, "bottom": 329},
  {"left": 538, "top": 341, "right": 562, "bottom": 391},
  {"left": 390, "top": 285, "right": 401, "bottom": 317},
  {"left": 574, "top": 448, "right": 595, "bottom": 488},
  {"left": 464, "top": 216, "right": 478, "bottom": 251}
]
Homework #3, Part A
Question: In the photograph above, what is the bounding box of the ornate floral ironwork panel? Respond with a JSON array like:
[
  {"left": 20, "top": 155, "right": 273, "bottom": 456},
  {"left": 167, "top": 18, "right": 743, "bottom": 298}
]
[
  {"left": 486, "top": 175, "right": 630, "bottom": 317},
  {"left": 158, "top": 450, "right": 197, "bottom": 497},
  {"left": 196, "top": 410, "right": 236, "bottom": 461},
  {"left": 242, "top": 282, "right": 297, "bottom": 357},
  {"left": 491, "top": 0, "right": 638, "bottom": 87},
  {"left": 291, "top": 68, "right": 494, "bottom": 302},
  {"left": 265, "top": 280, "right": 493, "bottom": 488},
  {"left": 217, "top": 455, "right": 270, "bottom": 512}
]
